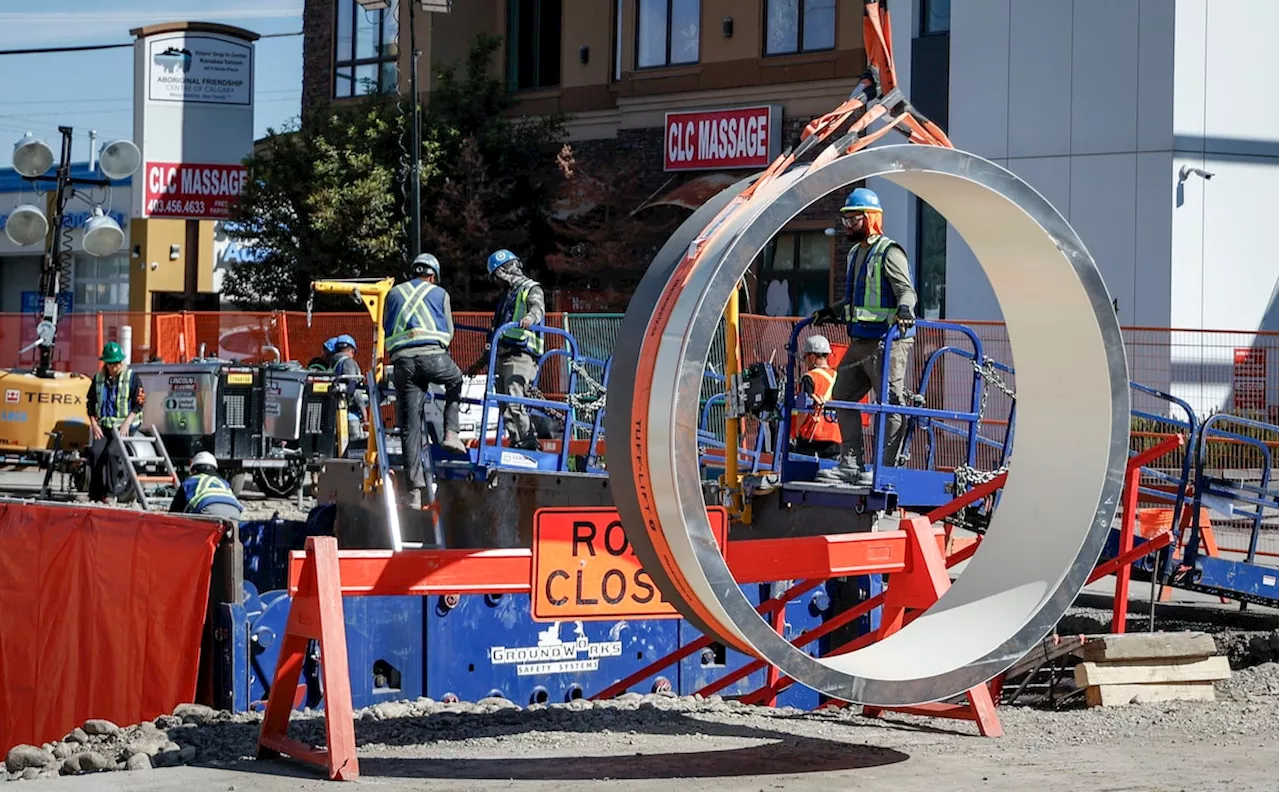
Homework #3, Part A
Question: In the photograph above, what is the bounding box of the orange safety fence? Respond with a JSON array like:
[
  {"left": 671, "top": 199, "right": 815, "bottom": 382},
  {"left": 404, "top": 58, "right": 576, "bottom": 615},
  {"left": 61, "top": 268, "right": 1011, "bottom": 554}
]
[{"left": 0, "top": 502, "right": 223, "bottom": 755}]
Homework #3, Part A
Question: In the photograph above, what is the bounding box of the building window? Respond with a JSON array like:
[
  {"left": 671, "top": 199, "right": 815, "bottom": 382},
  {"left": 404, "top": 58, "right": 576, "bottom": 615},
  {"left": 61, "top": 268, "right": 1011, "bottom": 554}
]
[
  {"left": 637, "top": 0, "right": 700, "bottom": 69},
  {"left": 333, "top": 0, "right": 400, "bottom": 99},
  {"left": 508, "top": 0, "right": 562, "bottom": 91},
  {"left": 920, "top": 0, "right": 950, "bottom": 35},
  {"left": 72, "top": 254, "right": 130, "bottom": 313},
  {"left": 756, "top": 230, "right": 831, "bottom": 317},
  {"left": 764, "top": 0, "right": 836, "bottom": 56},
  {"left": 915, "top": 200, "right": 946, "bottom": 319}
]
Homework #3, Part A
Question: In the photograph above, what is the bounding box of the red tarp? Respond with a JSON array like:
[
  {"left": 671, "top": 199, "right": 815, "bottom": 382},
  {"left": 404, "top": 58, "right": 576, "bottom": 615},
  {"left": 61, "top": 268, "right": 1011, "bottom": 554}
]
[{"left": 0, "top": 502, "right": 222, "bottom": 754}]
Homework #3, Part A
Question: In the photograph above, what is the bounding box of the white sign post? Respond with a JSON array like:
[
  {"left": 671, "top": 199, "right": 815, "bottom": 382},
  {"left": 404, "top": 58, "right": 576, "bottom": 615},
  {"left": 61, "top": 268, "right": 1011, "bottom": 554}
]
[{"left": 131, "top": 23, "right": 258, "bottom": 221}]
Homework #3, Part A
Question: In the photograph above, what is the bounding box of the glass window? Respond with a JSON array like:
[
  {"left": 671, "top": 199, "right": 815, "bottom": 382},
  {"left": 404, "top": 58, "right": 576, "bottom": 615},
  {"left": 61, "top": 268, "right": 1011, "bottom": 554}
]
[
  {"left": 765, "top": 0, "right": 835, "bottom": 56},
  {"left": 71, "top": 254, "right": 129, "bottom": 313},
  {"left": 508, "top": 0, "right": 562, "bottom": 90},
  {"left": 332, "top": 0, "right": 400, "bottom": 99},
  {"left": 916, "top": 200, "right": 946, "bottom": 319},
  {"left": 637, "top": 0, "right": 700, "bottom": 69},
  {"left": 921, "top": 0, "right": 950, "bottom": 35},
  {"left": 756, "top": 230, "right": 831, "bottom": 317}
]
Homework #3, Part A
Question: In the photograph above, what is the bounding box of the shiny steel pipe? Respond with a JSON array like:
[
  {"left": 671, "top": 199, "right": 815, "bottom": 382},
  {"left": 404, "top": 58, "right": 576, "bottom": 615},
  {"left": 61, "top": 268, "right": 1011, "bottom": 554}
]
[{"left": 607, "top": 145, "right": 1130, "bottom": 706}]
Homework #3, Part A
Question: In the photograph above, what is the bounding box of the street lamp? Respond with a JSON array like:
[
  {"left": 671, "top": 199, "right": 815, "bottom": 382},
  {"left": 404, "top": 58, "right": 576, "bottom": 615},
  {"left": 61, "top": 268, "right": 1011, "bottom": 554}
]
[{"left": 0, "top": 126, "right": 141, "bottom": 376}]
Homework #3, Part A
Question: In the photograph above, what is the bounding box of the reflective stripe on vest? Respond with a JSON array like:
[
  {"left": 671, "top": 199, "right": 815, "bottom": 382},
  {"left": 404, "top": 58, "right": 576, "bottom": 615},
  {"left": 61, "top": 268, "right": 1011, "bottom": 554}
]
[
  {"left": 497, "top": 280, "right": 544, "bottom": 356},
  {"left": 791, "top": 366, "right": 841, "bottom": 443},
  {"left": 386, "top": 280, "right": 451, "bottom": 355},
  {"left": 94, "top": 367, "right": 132, "bottom": 429},
  {"left": 846, "top": 236, "right": 898, "bottom": 324},
  {"left": 184, "top": 474, "right": 242, "bottom": 513}
]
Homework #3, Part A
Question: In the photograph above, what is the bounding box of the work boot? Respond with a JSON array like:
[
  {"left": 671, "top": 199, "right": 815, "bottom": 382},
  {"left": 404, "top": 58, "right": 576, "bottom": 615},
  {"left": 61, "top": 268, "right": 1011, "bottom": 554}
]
[
  {"left": 440, "top": 431, "right": 467, "bottom": 455},
  {"left": 405, "top": 488, "right": 423, "bottom": 510},
  {"left": 514, "top": 435, "right": 540, "bottom": 452},
  {"left": 816, "top": 459, "right": 874, "bottom": 487}
]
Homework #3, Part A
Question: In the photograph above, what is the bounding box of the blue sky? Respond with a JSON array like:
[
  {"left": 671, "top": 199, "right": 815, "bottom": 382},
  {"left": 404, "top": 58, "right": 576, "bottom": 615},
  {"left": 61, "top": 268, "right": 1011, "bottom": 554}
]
[{"left": 0, "top": 0, "right": 303, "bottom": 164}]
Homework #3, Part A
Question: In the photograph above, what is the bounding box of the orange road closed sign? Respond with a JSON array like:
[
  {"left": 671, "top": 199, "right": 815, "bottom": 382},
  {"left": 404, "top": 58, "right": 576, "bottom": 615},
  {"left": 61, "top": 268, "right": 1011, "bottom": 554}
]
[{"left": 531, "top": 507, "right": 729, "bottom": 622}]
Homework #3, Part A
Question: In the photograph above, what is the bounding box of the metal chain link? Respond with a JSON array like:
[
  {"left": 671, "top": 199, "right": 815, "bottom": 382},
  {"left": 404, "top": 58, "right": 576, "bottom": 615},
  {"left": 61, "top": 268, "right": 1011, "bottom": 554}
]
[
  {"left": 566, "top": 357, "right": 607, "bottom": 416},
  {"left": 953, "top": 356, "right": 1017, "bottom": 494}
]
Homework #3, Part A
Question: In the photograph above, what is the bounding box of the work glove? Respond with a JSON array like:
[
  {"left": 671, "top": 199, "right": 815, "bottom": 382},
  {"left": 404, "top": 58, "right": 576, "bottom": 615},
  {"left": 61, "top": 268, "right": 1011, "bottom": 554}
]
[
  {"left": 811, "top": 306, "right": 841, "bottom": 327},
  {"left": 895, "top": 304, "right": 915, "bottom": 332}
]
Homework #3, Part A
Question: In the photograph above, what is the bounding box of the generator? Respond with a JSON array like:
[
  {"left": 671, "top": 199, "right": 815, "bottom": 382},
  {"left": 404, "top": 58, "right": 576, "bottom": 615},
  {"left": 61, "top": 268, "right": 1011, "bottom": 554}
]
[{"left": 131, "top": 360, "right": 266, "bottom": 490}]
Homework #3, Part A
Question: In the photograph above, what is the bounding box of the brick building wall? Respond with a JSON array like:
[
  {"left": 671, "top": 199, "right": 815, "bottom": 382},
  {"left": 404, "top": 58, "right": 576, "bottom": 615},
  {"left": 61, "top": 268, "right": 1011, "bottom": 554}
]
[{"left": 302, "top": 0, "right": 334, "bottom": 115}]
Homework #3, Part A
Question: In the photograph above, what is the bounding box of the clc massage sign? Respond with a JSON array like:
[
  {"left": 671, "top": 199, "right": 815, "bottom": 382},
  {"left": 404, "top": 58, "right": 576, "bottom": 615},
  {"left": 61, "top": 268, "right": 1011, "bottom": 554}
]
[{"left": 664, "top": 105, "right": 781, "bottom": 171}]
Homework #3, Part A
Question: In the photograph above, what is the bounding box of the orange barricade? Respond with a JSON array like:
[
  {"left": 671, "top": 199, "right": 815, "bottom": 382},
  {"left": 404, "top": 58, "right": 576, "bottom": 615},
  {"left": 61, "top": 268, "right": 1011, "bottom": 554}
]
[{"left": 0, "top": 502, "right": 223, "bottom": 755}]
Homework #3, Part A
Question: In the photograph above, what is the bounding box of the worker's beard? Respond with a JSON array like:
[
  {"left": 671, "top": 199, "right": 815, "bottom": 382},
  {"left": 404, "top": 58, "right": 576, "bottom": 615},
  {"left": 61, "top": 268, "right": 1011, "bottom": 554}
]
[{"left": 845, "top": 226, "right": 869, "bottom": 244}]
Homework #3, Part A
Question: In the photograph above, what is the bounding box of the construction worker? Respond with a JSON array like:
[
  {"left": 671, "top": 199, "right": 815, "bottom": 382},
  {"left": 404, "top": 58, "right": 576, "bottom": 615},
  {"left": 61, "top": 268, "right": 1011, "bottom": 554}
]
[
  {"left": 169, "top": 452, "right": 243, "bottom": 519},
  {"left": 384, "top": 253, "right": 467, "bottom": 509},
  {"left": 790, "top": 334, "right": 841, "bottom": 459},
  {"left": 308, "top": 337, "right": 338, "bottom": 371},
  {"left": 329, "top": 334, "right": 368, "bottom": 441},
  {"left": 487, "top": 249, "right": 544, "bottom": 451},
  {"left": 84, "top": 341, "right": 145, "bottom": 502},
  {"left": 811, "top": 187, "right": 917, "bottom": 486}
]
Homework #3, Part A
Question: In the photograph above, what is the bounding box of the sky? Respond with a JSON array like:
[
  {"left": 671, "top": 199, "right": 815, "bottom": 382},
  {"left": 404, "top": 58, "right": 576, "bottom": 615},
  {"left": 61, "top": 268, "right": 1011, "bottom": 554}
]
[{"left": 0, "top": 0, "right": 304, "bottom": 165}]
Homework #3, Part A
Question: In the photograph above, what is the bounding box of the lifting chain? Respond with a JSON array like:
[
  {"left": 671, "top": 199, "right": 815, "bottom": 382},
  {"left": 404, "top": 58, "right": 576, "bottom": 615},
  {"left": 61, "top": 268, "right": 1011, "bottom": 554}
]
[
  {"left": 566, "top": 357, "right": 607, "bottom": 417},
  {"left": 306, "top": 292, "right": 315, "bottom": 328},
  {"left": 952, "top": 356, "right": 1017, "bottom": 495}
]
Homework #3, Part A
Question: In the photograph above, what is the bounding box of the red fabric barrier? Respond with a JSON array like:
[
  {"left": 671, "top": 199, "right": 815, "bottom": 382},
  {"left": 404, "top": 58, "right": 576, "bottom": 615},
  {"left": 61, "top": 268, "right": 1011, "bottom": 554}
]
[{"left": 0, "top": 503, "right": 222, "bottom": 754}]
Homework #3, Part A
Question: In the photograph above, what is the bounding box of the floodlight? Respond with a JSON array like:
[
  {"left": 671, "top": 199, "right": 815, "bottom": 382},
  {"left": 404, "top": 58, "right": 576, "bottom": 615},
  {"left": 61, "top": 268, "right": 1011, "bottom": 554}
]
[
  {"left": 3, "top": 203, "right": 49, "bottom": 246},
  {"left": 97, "top": 139, "right": 141, "bottom": 181},
  {"left": 82, "top": 208, "right": 125, "bottom": 256},
  {"left": 355, "top": 0, "right": 391, "bottom": 9},
  {"left": 12, "top": 133, "right": 54, "bottom": 178}
]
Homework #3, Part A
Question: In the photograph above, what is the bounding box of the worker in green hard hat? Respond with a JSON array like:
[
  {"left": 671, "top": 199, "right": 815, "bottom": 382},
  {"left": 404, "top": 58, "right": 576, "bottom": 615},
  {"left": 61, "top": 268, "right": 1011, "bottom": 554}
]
[{"left": 85, "top": 341, "right": 146, "bottom": 502}]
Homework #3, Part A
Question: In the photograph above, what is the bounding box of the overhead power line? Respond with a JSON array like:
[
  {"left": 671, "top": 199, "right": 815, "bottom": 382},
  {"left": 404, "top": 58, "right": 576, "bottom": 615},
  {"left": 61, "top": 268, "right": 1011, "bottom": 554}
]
[{"left": 0, "top": 30, "right": 302, "bottom": 57}]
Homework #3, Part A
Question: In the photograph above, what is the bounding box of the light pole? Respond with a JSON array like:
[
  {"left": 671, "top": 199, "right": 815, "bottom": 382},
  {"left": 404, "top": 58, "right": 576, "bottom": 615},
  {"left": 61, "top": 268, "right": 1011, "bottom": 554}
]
[
  {"left": 357, "top": 0, "right": 432, "bottom": 260},
  {"left": 4, "top": 128, "right": 140, "bottom": 377}
]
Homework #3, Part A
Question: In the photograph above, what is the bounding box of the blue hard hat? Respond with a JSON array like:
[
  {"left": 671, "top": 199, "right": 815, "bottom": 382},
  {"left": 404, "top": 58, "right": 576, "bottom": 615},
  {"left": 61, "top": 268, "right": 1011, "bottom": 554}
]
[
  {"left": 411, "top": 253, "right": 441, "bottom": 276},
  {"left": 840, "top": 187, "right": 882, "bottom": 213},
  {"left": 335, "top": 334, "right": 357, "bottom": 350},
  {"left": 323, "top": 337, "right": 338, "bottom": 354},
  {"left": 486, "top": 249, "right": 519, "bottom": 275}
]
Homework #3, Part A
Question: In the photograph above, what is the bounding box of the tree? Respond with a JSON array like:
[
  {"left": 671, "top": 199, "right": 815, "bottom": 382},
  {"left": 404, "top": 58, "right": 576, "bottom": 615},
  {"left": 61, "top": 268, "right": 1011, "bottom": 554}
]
[{"left": 224, "top": 99, "right": 436, "bottom": 308}]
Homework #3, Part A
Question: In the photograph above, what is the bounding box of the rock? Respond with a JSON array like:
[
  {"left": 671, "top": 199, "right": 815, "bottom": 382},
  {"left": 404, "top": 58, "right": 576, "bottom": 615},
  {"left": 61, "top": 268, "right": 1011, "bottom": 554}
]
[
  {"left": 174, "top": 703, "right": 217, "bottom": 723},
  {"left": 154, "top": 715, "right": 182, "bottom": 729},
  {"left": 52, "top": 742, "right": 77, "bottom": 760},
  {"left": 65, "top": 727, "right": 90, "bottom": 744},
  {"left": 22, "top": 767, "right": 41, "bottom": 780},
  {"left": 153, "top": 747, "right": 185, "bottom": 768},
  {"left": 477, "top": 696, "right": 518, "bottom": 710},
  {"left": 371, "top": 701, "right": 414, "bottom": 720},
  {"left": 5, "top": 744, "right": 54, "bottom": 773},
  {"left": 178, "top": 746, "right": 197, "bottom": 764},
  {"left": 82, "top": 719, "right": 121, "bottom": 737},
  {"left": 126, "top": 753, "right": 153, "bottom": 771}
]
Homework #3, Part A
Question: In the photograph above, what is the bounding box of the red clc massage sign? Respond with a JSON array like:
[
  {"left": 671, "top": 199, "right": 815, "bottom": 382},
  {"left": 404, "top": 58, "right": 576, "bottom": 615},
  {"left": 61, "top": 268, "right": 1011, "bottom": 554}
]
[
  {"left": 143, "top": 161, "right": 249, "bottom": 220},
  {"left": 663, "top": 105, "right": 782, "bottom": 172}
]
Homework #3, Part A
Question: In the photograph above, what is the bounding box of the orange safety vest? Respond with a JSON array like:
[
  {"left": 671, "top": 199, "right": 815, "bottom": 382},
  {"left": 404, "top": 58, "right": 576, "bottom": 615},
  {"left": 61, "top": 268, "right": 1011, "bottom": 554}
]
[{"left": 791, "top": 366, "right": 841, "bottom": 443}]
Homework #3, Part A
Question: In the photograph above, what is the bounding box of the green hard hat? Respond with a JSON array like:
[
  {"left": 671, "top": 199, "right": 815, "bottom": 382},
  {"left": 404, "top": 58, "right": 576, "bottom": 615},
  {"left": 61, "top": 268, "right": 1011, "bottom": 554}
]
[{"left": 100, "top": 341, "right": 125, "bottom": 363}]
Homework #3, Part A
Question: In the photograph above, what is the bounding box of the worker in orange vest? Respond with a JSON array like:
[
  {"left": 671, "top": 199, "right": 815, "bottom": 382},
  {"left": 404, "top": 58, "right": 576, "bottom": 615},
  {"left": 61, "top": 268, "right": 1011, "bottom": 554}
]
[{"left": 791, "top": 334, "right": 841, "bottom": 459}]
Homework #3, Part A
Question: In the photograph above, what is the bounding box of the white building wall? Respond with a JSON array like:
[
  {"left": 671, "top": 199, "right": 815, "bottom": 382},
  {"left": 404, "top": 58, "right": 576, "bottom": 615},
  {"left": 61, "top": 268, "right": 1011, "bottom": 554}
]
[{"left": 946, "top": 0, "right": 1187, "bottom": 331}]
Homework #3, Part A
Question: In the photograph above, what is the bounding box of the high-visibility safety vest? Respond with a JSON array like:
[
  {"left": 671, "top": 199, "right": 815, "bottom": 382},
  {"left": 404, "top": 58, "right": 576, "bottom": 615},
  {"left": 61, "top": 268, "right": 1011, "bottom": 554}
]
[
  {"left": 844, "top": 235, "right": 915, "bottom": 339},
  {"left": 384, "top": 279, "right": 452, "bottom": 357},
  {"left": 494, "top": 278, "right": 544, "bottom": 356},
  {"left": 182, "top": 474, "right": 243, "bottom": 514},
  {"left": 791, "top": 365, "right": 841, "bottom": 443},
  {"left": 94, "top": 367, "right": 134, "bottom": 430}
]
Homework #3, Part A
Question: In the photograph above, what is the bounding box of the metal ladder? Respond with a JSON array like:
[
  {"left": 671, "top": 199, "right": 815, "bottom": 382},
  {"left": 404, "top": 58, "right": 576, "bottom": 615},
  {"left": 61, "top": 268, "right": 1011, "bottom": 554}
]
[{"left": 109, "top": 425, "right": 182, "bottom": 511}]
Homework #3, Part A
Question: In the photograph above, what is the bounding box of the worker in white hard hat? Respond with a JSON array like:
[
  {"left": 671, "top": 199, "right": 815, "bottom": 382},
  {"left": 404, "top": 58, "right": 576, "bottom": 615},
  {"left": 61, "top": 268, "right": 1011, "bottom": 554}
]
[
  {"left": 384, "top": 252, "right": 467, "bottom": 510},
  {"left": 790, "top": 334, "right": 841, "bottom": 459},
  {"left": 169, "top": 452, "right": 244, "bottom": 519}
]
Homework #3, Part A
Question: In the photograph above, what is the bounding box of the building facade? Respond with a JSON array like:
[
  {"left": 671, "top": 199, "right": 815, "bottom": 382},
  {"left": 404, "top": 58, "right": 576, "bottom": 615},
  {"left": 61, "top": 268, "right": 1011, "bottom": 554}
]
[{"left": 303, "top": 0, "right": 958, "bottom": 318}]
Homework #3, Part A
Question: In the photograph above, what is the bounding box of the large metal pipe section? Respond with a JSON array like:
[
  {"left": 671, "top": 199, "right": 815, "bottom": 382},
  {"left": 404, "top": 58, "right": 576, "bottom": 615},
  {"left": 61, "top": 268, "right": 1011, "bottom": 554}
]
[{"left": 607, "top": 144, "right": 1130, "bottom": 707}]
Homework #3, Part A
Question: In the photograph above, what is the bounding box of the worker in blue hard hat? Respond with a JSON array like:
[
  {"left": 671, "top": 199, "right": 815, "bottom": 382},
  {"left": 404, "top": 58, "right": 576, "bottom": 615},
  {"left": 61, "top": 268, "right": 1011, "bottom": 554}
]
[
  {"left": 169, "top": 452, "right": 243, "bottom": 519},
  {"left": 384, "top": 252, "right": 466, "bottom": 509},
  {"left": 329, "top": 334, "right": 368, "bottom": 443},
  {"left": 810, "top": 186, "right": 918, "bottom": 487},
  {"left": 308, "top": 337, "right": 338, "bottom": 371},
  {"left": 487, "top": 248, "right": 544, "bottom": 451}
]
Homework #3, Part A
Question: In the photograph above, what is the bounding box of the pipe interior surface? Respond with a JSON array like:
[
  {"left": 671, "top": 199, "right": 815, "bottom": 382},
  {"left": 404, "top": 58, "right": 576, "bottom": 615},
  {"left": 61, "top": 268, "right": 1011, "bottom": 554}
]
[{"left": 614, "top": 145, "right": 1129, "bottom": 706}]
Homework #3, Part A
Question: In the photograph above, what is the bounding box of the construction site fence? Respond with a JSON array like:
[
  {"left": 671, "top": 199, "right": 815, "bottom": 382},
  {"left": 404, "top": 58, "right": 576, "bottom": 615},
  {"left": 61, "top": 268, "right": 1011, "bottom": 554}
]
[{"left": 2, "top": 310, "right": 1274, "bottom": 420}]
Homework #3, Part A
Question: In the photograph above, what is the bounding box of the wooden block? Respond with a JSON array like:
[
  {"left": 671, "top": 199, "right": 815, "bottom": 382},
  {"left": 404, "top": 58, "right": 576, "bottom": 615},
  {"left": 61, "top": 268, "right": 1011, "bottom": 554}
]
[
  {"left": 1082, "top": 631, "right": 1217, "bottom": 662},
  {"left": 1085, "top": 682, "right": 1217, "bottom": 707},
  {"left": 1074, "top": 655, "right": 1231, "bottom": 687}
]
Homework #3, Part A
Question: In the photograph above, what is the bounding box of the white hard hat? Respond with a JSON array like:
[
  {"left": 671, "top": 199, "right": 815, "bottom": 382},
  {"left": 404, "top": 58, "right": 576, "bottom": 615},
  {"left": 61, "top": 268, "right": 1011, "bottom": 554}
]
[
  {"left": 191, "top": 451, "right": 218, "bottom": 471},
  {"left": 803, "top": 335, "right": 832, "bottom": 355}
]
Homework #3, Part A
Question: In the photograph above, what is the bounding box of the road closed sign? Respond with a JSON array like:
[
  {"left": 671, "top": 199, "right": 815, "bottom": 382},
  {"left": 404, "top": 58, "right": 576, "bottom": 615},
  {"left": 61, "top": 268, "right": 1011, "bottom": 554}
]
[{"left": 531, "top": 506, "right": 729, "bottom": 621}]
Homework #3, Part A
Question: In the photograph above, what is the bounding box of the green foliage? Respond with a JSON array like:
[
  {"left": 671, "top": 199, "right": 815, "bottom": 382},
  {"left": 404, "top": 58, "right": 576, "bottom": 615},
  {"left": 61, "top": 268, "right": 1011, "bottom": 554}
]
[{"left": 225, "top": 98, "right": 437, "bottom": 308}]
